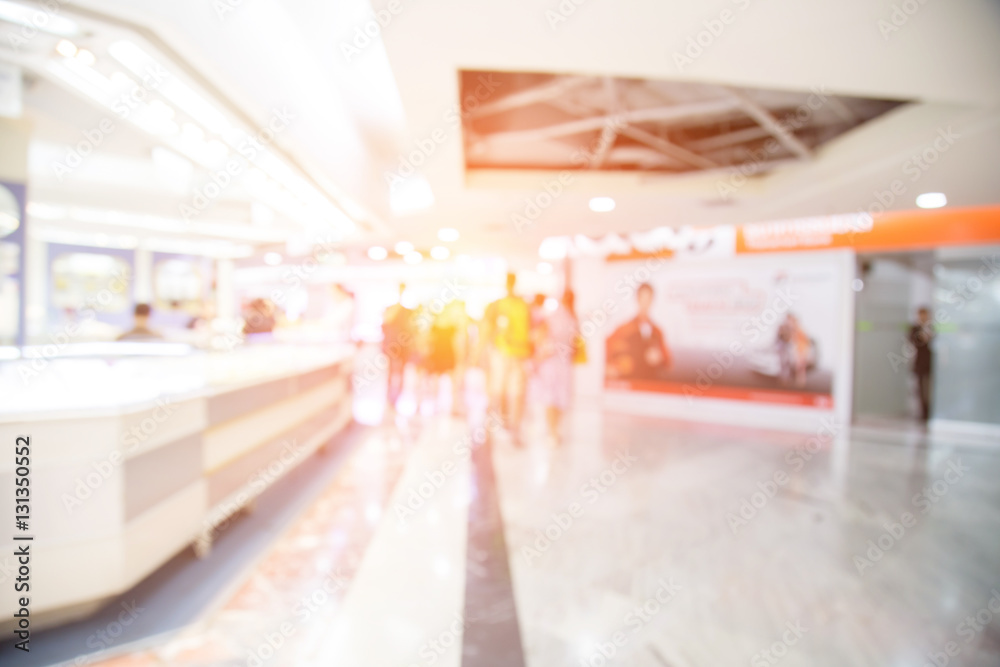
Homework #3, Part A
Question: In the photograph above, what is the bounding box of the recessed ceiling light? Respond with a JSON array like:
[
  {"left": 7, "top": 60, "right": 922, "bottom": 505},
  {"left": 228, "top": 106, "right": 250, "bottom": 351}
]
[
  {"left": 404, "top": 250, "right": 423, "bottom": 264},
  {"left": 367, "top": 246, "right": 388, "bottom": 261},
  {"left": 437, "top": 227, "right": 460, "bottom": 242},
  {"left": 916, "top": 192, "right": 947, "bottom": 209},
  {"left": 394, "top": 241, "right": 414, "bottom": 255},
  {"left": 75, "top": 49, "right": 96, "bottom": 66},
  {"left": 55, "top": 39, "right": 77, "bottom": 58},
  {"left": 589, "top": 197, "right": 615, "bottom": 212},
  {"left": 539, "top": 236, "right": 570, "bottom": 260},
  {"left": 430, "top": 246, "right": 450, "bottom": 260},
  {"left": 264, "top": 252, "right": 282, "bottom": 265},
  {"left": 537, "top": 262, "right": 553, "bottom": 275},
  {"left": 389, "top": 176, "right": 435, "bottom": 216}
]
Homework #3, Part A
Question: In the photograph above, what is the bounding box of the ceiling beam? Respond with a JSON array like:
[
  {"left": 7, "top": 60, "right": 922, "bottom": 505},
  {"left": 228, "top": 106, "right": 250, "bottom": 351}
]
[
  {"left": 686, "top": 125, "right": 773, "bottom": 152},
  {"left": 723, "top": 87, "right": 812, "bottom": 160},
  {"left": 550, "top": 98, "right": 717, "bottom": 170},
  {"left": 619, "top": 124, "right": 718, "bottom": 170},
  {"left": 464, "top": 76, "right": 593, "bottom": 119},
  {"left": 481, "top": 99, "right": 739, "bottom": 145},
  {"left": 588, "top": 77, "right": 620, "bottom": 169}
]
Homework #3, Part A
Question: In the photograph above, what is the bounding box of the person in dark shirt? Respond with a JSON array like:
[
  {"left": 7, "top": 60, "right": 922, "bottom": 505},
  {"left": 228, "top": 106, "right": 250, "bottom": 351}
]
[
  {"left": 117, "top": 303, "right": 162, "bottom": 341},
  {"left": 909, "top": 306, "right": 934, "bottom": 421},
  {"left": 606, "top": 282, "right": 671, "bottom": 381}
]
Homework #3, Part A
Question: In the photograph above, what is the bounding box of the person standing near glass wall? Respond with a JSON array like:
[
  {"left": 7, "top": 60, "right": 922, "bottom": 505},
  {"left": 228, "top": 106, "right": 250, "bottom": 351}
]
[{"left": 909, "top": 306, "right": 934, "bottom": 422}]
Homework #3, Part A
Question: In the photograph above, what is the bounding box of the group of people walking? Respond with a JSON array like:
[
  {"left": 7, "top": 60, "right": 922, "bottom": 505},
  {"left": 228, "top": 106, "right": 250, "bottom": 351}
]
[{"left": 381, "top": 273, "right": 582, "bottom": 445}]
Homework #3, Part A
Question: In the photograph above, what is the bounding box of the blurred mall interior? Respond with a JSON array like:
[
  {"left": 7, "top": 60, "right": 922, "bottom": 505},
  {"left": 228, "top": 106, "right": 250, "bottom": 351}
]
[{"left": 1, "top": 0, "right": 1000, "bottom": 665}]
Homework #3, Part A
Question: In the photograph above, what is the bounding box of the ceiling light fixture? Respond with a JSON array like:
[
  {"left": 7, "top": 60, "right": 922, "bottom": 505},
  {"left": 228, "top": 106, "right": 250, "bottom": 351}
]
[
  {"left": 404, "top": 250, "right": 423, "bottom": 265},
  {"left": 589, "top": 197, "right": 615, "bottom": 213},
  {"left": 437, "top": 227, "right": 460, "bottom": 242},
  {"left": 394, "top": 241, "right": 414, "bottom": 255},
  {"left": 367, "top": 246, "right": 388, "bottom": 261},
  {"left": 75, "top": 49, "right": 95, "bottom": 66},
  {"left": 55, "top": 39, "right": 77, "bottom": 58},
  {"left": 916, "top": 192, "right": 947, "bottom": 209},
  {"left": 430, "top": 246, "right": 450, "bottom": 260},
  {"left": 264, "top": 252, "right": 283, "bottom": 266},
  {"left": 538, "top": 236, "right": 570, "bottom": 260},
  {"left": 389, "top": 175, "right": 435, "bottom": 216}
]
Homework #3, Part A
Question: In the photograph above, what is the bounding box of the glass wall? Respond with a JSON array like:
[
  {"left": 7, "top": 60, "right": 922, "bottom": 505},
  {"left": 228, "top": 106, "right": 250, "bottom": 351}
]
[{"left": 933, "top": 252, "right": 1000, "bottom": 425}]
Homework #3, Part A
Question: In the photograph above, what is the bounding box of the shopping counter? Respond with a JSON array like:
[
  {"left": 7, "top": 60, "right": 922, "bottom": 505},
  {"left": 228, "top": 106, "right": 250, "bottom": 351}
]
[{"left": 0, "top": 343, "right": 355, "bottom": 629}]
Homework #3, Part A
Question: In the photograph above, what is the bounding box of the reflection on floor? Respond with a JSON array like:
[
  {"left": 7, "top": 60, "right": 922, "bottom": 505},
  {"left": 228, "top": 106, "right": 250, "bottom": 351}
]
[
  {"left": 496, "top": 409, "right": 1000, "bottom": 667},
  {"left": 75, "top": 379, "right": 1000, "bottom": 667},
  {"left": 88, "top": 423, "right": 415, "bottom": 667}
]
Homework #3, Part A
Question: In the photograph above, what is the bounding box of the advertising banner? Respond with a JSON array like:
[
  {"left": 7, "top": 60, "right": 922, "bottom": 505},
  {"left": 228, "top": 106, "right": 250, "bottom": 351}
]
[{"left": 603, "top": 256, "right": 844, "bottom": 407}]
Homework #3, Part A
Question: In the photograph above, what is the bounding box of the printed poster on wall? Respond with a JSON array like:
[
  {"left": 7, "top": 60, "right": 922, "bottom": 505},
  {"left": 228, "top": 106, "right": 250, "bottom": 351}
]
[{"left": 603, "top": 257, "right": 842, "bottom": 407}]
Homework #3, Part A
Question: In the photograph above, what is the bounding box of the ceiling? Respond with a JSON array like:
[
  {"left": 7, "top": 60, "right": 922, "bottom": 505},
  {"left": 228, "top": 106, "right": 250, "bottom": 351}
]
[
  {"left": 458, "top": 71, "right": 904, "bottom": 174},
  {"left": 1, "top": 0, "right": 999, "bottom": 262}
]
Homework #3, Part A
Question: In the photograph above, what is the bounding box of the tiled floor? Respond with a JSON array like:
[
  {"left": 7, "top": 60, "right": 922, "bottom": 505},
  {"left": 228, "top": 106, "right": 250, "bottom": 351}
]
[
  {"left": 62, "top": 384, "right": 1000, "bottom": 667},
  {"left": 495, "top": 409, "right": 1000, "bottom": 667},
  {"left": 89, "top": 422, "right": 417, "bottom": 667}
]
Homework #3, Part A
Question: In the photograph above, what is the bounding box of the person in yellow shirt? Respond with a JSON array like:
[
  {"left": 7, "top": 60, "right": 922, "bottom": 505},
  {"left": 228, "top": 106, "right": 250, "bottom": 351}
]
[{"left": 482, "top": 272, "right": 531, "bottom": 445}]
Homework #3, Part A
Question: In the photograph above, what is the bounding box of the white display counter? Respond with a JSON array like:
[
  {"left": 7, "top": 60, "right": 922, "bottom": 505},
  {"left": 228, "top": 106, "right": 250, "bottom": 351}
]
[{"left": 0, "top": 344, "right": 355, "bottom": 629}]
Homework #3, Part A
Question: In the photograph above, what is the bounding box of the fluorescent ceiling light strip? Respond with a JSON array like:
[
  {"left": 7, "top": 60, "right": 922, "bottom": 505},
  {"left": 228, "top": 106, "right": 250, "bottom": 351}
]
[
  {"left": 110, "top": 40, "right": 231, "bottom": 134},
  {"left": 158, "top": 78, "right": 231, "bottom": 134},
  {"left": 64, "top": 206, "right": 287, "bottom": 243},
  {"left": 106, "top": 40, "right": 355, "bottom": 234},
  {"left": 0, "top": 0, "right": 79, "bottom": 36},
  {"left": 45, "top": 60, "right": 113, "bottom": 108}
]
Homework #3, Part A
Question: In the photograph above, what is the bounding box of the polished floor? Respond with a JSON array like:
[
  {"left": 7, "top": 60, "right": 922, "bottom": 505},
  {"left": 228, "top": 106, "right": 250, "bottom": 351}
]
[{"left": 49, "top": 368, "right": 1000, "bottom": 666}]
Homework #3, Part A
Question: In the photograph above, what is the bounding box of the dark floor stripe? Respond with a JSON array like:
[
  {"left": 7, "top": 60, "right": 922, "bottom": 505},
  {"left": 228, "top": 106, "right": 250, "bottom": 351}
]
[{"left": 461, "top": 432, "right": 527, "bottom": 667}]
